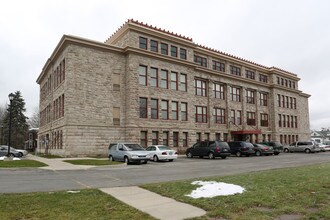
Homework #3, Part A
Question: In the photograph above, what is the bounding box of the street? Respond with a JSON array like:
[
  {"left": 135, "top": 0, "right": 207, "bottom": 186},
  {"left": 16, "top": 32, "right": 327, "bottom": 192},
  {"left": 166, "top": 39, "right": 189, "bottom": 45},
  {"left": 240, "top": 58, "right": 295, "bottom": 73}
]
[{"left": 1, "top": 152, "right": 329, "bottom": 194}]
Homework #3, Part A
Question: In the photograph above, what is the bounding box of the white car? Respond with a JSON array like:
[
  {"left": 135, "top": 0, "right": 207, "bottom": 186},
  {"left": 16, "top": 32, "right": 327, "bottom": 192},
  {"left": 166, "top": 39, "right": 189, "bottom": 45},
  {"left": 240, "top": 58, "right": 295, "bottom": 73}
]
[
  {"left": 146, "top": 145, "right": 178, "bottom": 162},
  {"left": 318, "top": 143, "right": 330, "bottom": 152}
]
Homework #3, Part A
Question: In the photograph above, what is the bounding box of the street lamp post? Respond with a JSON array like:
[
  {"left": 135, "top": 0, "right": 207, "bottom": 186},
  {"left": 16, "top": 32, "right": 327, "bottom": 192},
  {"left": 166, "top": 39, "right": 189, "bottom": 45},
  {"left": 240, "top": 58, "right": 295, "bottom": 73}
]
[{"left": 7, "top": 93, "right": 14, "bottom": 157}]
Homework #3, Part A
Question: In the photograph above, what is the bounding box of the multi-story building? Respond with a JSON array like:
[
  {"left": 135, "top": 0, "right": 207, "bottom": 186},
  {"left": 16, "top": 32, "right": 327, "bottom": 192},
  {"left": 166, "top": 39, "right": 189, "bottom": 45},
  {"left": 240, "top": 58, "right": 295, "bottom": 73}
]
[{"left": 36, "top": 19, "right": 310, "bottom": 157}]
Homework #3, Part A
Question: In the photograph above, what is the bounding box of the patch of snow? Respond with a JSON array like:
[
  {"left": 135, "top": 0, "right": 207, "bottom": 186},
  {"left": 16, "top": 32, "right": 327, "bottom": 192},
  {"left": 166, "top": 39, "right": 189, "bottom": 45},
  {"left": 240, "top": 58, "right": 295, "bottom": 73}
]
[
  {"left": 0, "top": 156, "right": 5, "bottom": 161},
  {"left": 0, "top": 156, "right": 21, "bottom": 161},
  {"left": 67, "top": 190, "right": 80, "bottom": 193},
  {"left": 13, "top": 157, "right": 21, "bottom": 160},
  {"left": 186, "top": 181, "right": 245, "bottom": 198}
]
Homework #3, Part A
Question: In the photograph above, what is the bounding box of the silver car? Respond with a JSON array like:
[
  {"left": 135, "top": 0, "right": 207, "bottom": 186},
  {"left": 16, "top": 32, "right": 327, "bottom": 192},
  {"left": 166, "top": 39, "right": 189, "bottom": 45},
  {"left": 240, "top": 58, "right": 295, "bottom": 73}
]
[
  {"left": 0, "top": 145, "right": 21, "bottom": 157},
  {"left": 108, "top": 143, "right": 150, "bottom": 164},
  {"left": 284, "top": 141, "right": 321, "bottom": 153}
]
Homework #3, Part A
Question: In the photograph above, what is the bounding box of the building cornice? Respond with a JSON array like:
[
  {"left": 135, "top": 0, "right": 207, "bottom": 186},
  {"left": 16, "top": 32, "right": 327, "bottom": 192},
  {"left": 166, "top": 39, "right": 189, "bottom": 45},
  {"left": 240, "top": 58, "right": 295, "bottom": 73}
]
[{"left": 37, "top": 35, "right": 124, "bottom": 83}]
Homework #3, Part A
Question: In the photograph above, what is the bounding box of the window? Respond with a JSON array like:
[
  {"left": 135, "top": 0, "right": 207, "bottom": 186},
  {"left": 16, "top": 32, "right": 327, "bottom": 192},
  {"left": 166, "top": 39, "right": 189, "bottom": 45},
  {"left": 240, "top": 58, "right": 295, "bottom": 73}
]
[
  {"left": 246, "top": 90, "right": 255, "bottom": 104},
  {"left": 160, "top": 69, "right": 168, "bottom": 89},
  {"left": 277, "top": 77, "right": 280, "bottom": 84},
  {"left": 183, "top": 132, "right": 188, "bottom": 147},
  {"left": 282, "top": 95, "right": 285, "bottom": 107},
  {"left": 260, "top": 93, "right": 268, "bottom": 106},
  {"left": 139, "top": 65, "right": 147, "bottom": 86},
  {"left": 152, "top": 131, "right": 158, "bottom": 145},
  {"left": 291, "top": 115, "right": 294, "bottom": 128},
  {"left": 292, "top": 82, "right": 296, "bottom": 89},
  {"left": 194, "top": 55, "right": 207, "bottom": 67},
  {"left": 282, "top": 115, "right": 286, "bottom": 127},
  {"left": 230, "top": 110, "right": 235, "bottom": 124},
  {"left": 139, "top": 97, "right": 147, "bottom": 118},
  {"left": 230, "top": 65, "right": 241, "bottom": 76},
  {"left": 294, "top": 116, "right": 298, "bottom": 128},
  {"left": 259, "top": 74, "right": 268, "bottom": 83},
  {"left": 163, "top": 131, "right": 169, "bottom": 146},
  {"left": 151, "top": 99, "right": 158, "bottom": 119},
  {"left": 237, "top": 110, "right": 242, "bottom": 125},
  {"left": 212, "top": 60, "right": 225, "bottom": 72},
  {"left": 214, "top": 108, "right": 225, "bottom": 124},
  {"left": 140, "top": 131, "right": 147, "bottom": 147},
  {"left": 245, "top": 70, "right": 255, "bottom": 79},
  {"left": 196, "top": 106, "right": 207, "bottom": 123},
  {"left": 161, "top": 100, "right": 169, "bottom": 120},
  {"left": 247, "top": 112, "right": 256, "bottom": 126},
  {"left": 173, "top": 132, "right": 179, "bottom": 147},
  {"left": 180, "top": 74, "right": 187, "bottom": 92},
  {"left": 285, "top": 79, "right": 288, "bottom": 87},
  {"left": 289, "top": 81, "right": 292, "bottom": 88},
  {"left": 150, "top": 67, "right": 158, "bottom": 87},
  {"left": 196, "top": 132, "right": 201, "bottom": 143},
  {"left": 139, "top": 37, "right": 147, "bottom": 49},
  {"left": 281, "top": 78, "right": 284, "bottom": 85},
  {"left": 285, "top": 96, "right": 289, "bottom": 108},
  {"left": 260, "top": 113, "right": 269, "bottom": 127},
  {"left": 230, "top": 87, "right": 241, "bottom": 102},
  {"left": 161, "top": 43, "right": 168, "bottom": 55},
  {"left": 290, "top": 97, "right": 293, "bottom": 109},
  {"left": 170, "top": 71, "right": 178, "bottom": 90},
  {"left": 216, "top": 133, "right": 221, "bottom": 141},
  {"left": 171, "top": 45, "right": 178, "bottom": 57},
  {"left": 113, "top": 107, "right": 120, "bottom": 125},
  {"left": 195, "top": 79, "right": 207, "bottom": 96},
  {"left": 180, "top": 48, "right": 187, "bottom": 60},
  {"left": 181, "top": 102, "right": 188, "bottom": 121},
  {"left": 150, "top": 40, "right": 158, "bottom": 52},
  {"left": 293, "top": 98, "right": 296, "bottom": 109},
  {"left": 213, "top": 83, "right": 225, "bottom": 99},
  {"left": 287, "top": 115, "right": 290, "bottom": 127},
  {"left": 172, "top": 101, "right": 178, "bottom": 120},
  {"left": 277, "top": 94, "right": 281, "bottom": 107}
]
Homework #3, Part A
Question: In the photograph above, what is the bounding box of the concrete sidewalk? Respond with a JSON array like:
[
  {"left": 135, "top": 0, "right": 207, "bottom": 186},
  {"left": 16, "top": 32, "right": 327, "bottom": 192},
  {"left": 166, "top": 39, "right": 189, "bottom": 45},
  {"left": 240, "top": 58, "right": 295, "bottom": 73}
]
[
  {"left": 101, "top": 186, "right": 206, "bottom": 220},
  {"left": 27, "top": 154, "right": 96, "bottom": 170},
  {"left": 27, "top": 154, "right": 207, "bottom": 219}
]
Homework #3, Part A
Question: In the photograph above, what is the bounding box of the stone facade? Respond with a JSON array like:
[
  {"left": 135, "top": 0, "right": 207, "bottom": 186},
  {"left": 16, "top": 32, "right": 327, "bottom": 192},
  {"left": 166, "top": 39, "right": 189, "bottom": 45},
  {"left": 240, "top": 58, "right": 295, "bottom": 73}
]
[{"left": 36, "top": 19, "right": 310, "bottom": 157}]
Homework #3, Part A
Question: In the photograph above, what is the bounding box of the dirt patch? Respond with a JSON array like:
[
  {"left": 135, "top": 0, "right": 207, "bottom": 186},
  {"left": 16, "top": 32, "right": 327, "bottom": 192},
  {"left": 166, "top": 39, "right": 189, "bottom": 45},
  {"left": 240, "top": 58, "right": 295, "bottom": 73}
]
[
  {"left": 275, "top": 214, "right": 303, "bottom": 220},
  {"left": 256, "top": 207, "right": 273, "bottom": 212}
]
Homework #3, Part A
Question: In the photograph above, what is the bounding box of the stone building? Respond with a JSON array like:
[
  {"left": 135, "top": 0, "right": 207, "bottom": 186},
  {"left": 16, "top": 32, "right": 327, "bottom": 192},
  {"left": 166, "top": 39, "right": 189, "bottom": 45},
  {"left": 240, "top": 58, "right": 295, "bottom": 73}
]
[{"left": 36, "top": 19, "right": 310, "bottom": 157}]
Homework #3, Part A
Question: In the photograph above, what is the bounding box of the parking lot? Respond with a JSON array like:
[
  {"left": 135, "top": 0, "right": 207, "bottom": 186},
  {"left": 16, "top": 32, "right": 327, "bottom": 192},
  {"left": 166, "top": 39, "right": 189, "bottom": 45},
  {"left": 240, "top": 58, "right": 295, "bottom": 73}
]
[{"left": 0, "top": 151, "right": 329, "bottom": 194}]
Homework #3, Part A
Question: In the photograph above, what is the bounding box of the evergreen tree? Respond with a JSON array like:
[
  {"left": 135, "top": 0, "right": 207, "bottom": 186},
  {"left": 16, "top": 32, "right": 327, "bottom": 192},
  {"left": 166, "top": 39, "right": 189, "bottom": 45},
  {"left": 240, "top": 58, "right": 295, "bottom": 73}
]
[{"left": 2, "top": 91, "right": 29, "bottom": 148}]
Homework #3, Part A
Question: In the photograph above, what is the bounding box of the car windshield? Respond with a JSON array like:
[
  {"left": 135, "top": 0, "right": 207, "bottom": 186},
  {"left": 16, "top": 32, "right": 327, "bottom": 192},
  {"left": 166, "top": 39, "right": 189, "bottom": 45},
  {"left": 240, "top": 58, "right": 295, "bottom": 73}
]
[
  {"left": 245, "top": 143, "right": 254, "bottom": 148},
  {"left": 158, "top": 146, "right": 171, "bottom": 150},
  {"left": 125, "top": 144, "right": 145, "bottom": 151}
]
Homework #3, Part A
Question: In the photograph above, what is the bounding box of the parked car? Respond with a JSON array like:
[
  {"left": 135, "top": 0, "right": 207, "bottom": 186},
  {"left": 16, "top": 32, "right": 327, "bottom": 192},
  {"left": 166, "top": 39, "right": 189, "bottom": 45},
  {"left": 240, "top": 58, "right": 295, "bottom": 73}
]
[
  {"left": 146, "top": 145, "right": 178, "bottom": 162},
  {"left": 108, "top": 143, "right": 150, "bottom": 164},
  {"left": 227, "top": 141, "right": 255, "bottom": 157},
  {"left": 12, "top": 147, "right": 28, "bottom": 157},
  {"left": 253, "top": 143, "right": 274, "bottom": 156},
  {"left": 186, "top": 141, "right": 231, "bottom": 159},
  {"left": 283, "top": 141, "right": 321, "bottom": 153},
  {"left": 257, "top": 141, "right": 283, "bottom": 155},
  {"left": 0, "top": 145, "right": 21, "bottom": 157},
  {"left": 316, "top": 143, "right": 330, "bottom": 152}
]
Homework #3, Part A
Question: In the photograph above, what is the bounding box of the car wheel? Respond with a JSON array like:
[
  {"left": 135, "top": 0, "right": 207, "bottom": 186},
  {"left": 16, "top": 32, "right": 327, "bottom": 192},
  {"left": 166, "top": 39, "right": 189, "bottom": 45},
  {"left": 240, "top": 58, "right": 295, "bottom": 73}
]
[
  {"left": 153, "top": 155, "right": 159, "bottom": 162},
  {"left": 284, "top": 148, "right": 290, "bottom": 153},
  {"left": 208, "top": 152, "right": 214, "bottom": 159},
  {"left": 18, "top": 152, "right": 23, "bottom": 157},
  {"left": 305, "top": 149, "right": 311, "bottom": 153},
  {"left": 9, "top": 153, "right": 15, "bottom": 157},
  {"left": 168, "top": 159, "right": 174, "bottom": 162},
  {"left": 208, "top": 152, "right": 215, "bottom": 159},
  {"left": 255, "top": 151, "right": 261, "bottom": 156},
  {"left": 221, "top": 156, "right": 226, "bottom": 159},
  {"left": 186, "top": 152, "right": 193, "bottom": 158},
  {"left": 236, "top": 151, "right": 241, "bottom": 157},
  {"left": 274, "top": 152, "right": 280, "bottom": 155},
  {"left": 124, "top": 156, "right": 130, "bottom": 164},
  {"left": 109, "top": 155, "right": 114, "bottom": 161}
]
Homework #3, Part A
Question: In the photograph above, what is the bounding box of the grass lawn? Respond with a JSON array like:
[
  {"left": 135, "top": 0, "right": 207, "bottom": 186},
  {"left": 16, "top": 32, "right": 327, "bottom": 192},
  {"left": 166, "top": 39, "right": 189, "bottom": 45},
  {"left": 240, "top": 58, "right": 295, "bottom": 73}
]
[
  {"left": 63, "top": 159, "right": 123, "bottom": 166},
  {"left": 0, "top": 189, "right": 155, "bottom": 220},
  {"left": 142, "top": 162, "right": 330, "bottom": 219},
  {"left": 0, "top": 160, "right": 47, "bottom": 168}
]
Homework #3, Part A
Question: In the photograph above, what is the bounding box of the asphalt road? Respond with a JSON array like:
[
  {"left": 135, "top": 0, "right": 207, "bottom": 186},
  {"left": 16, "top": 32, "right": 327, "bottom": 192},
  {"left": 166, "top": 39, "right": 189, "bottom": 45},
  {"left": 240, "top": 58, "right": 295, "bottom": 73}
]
[{"left": 1, "top": 152, "right": 330, "bottom": 194}]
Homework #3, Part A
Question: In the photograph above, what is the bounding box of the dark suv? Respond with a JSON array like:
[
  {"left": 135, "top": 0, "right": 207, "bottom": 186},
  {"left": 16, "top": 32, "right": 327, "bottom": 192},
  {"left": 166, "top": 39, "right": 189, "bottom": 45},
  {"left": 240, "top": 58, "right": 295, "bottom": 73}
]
[
  {"left": 186, "top": 141, "right": 231, "bottom": 159},
  {"left": 257, "top": 141, "right": 283, "bottom": 155},
  {"left": 228, "top": 141, "right": 255, "bottom": 157}
]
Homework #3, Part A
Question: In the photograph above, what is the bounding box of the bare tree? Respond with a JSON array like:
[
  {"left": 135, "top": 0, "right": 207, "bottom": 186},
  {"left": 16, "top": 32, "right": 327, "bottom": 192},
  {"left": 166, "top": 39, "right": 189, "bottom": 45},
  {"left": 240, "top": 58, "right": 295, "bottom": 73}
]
[
  {"left": 0, "top": 104, "right": 7, "bottom": 125},
  {"left": 28, "top": 106, "right": 39, "bottom": 128}
]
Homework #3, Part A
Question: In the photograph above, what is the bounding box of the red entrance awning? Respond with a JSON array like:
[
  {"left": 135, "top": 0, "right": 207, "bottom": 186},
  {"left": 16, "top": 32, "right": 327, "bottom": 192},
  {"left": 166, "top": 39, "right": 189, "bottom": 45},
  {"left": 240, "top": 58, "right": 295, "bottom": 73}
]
[{"left": 231, "top": 130, "right": 262, "bottom": 135}]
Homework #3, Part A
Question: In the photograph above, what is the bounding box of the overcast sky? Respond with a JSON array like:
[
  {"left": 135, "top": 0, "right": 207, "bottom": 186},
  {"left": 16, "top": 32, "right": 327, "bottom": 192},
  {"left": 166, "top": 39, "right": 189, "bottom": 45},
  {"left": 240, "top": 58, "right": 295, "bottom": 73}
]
[{"left": 1, "top": 0, "right": 329, "bottom": 130}]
